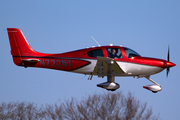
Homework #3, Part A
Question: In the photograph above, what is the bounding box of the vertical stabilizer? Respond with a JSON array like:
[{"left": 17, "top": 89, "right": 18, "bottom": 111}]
[
  {"left": 7, "top": 28, "right": 38, "bottom": 66},
  {"left": 7, "top": 28, "right": 37, "bottom": 56}
]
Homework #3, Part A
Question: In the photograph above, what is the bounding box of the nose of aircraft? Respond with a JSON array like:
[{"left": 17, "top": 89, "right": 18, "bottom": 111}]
[{"left": 166, "top": 61, "right": 176, "bottom": 68}]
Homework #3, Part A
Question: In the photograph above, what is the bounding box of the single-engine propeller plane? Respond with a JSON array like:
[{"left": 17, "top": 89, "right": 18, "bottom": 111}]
[{"left": 7, "top": 28, "right": 176, "bottom": 93}]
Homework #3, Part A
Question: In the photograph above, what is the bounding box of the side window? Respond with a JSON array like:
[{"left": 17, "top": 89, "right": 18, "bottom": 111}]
[
  {"left": 107, "top": 48, "right": 123, "bottom": 59},
  {"left": 87, "top": 49, "right": 104, "bottom": 58},
  {"left": 124, "top": 48, "right": 140, "bottom": 58}
]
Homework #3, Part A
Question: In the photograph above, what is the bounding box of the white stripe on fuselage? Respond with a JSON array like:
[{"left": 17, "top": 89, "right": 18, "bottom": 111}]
[{"left": 72, "top": 59, "right": 165, "bottom": 77}]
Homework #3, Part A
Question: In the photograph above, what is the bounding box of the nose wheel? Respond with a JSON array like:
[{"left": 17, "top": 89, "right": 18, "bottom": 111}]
[
  {"left": 143, "top": 76, "right": 162, "bottom": 93},
  {"left": 152, "top": 91, "right": 158, "bottom": 93}
]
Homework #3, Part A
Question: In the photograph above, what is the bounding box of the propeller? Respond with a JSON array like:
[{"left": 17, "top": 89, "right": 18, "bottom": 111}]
[{"left": 166, "top": 46, "right": 170, "bottom": 77}]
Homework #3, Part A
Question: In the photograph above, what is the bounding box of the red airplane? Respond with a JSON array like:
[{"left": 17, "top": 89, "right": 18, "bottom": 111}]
[{"left": 7, "top": 28, "right": 176, "bottom": 93}]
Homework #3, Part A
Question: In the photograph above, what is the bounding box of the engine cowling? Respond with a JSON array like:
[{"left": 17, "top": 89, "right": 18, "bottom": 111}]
[
  {"left": 143, "top": 85, "right": 162, "bottom": 93},
  {"left": 97, "top": 82, "right": 120, "bottom": 91}
]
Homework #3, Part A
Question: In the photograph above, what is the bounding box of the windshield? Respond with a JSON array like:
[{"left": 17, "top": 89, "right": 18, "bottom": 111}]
[{"left": 124, "top": 48, "right": 140, "bottom": 58}]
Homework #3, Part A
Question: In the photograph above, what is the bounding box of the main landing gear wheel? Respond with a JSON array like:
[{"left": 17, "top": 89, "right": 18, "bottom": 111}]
[{"left": 106, "top": 89, "right": 117, "bottom": 91}]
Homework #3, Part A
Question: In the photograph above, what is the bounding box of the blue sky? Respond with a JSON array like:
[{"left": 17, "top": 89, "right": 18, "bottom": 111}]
[{"left": 0, "top": 0, "right": 180, "bottom": 119}]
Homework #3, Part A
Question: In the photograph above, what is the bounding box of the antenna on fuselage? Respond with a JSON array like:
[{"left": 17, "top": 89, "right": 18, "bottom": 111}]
[{"left": 91, "top": 36, "right": 101, "bottom": 47}]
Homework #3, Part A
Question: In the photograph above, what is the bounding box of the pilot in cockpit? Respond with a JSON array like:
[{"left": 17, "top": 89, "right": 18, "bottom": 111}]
[{"left": 110, "top": 48, "right": 118, "bottom": 58}]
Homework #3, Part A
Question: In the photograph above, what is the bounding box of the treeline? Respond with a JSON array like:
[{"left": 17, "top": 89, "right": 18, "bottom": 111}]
[{"left": 0, "top": 92, "right": 159, "bottom": 120}]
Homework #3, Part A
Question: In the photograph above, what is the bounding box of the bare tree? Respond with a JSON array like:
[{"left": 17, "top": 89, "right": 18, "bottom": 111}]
[
  {"left": 0, "top": 102, "right": 43, "bottom": 120},
  {"left": 43, "top": 103, "right": 64, "bottom": 120},
  {"left": 62, "top": 92, "right": 159, "bottom": 120},
  {"left": 0, "top": 91, "right": 159, "bottom": 120}
]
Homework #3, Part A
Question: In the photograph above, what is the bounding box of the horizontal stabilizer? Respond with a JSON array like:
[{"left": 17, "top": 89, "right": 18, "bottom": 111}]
[{"left": 20, "top": 59, "right": 39, "bottom": 67}]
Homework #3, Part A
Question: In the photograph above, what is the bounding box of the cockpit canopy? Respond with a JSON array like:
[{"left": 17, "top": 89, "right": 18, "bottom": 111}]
[{"left": 87, "top": 46, "right": 140, "bottom": 59}]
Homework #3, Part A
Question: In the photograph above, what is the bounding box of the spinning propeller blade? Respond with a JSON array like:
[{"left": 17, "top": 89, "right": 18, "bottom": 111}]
[{"left": 167, "top": 46, "right": 170, "bottom": 77}]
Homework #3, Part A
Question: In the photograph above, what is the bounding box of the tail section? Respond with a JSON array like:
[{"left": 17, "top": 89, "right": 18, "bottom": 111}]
[{"left": 7, "top": 28, "right": 39, "bottom": 66}]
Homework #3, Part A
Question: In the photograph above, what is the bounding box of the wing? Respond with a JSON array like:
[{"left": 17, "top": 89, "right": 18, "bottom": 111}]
[{"left": 93, "top": 56, "right": 124, "bottom": 77}]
